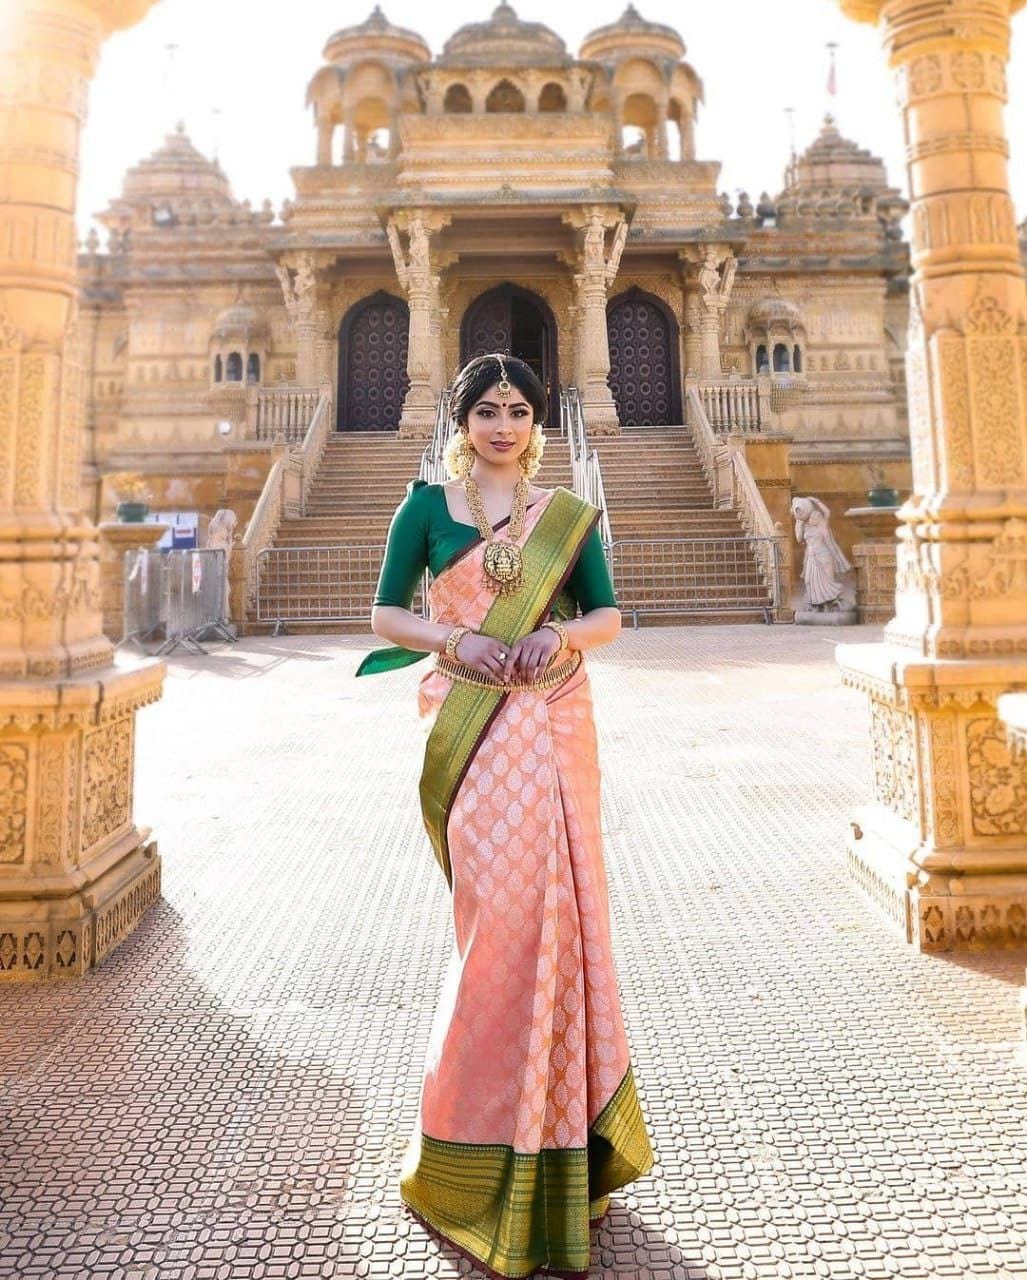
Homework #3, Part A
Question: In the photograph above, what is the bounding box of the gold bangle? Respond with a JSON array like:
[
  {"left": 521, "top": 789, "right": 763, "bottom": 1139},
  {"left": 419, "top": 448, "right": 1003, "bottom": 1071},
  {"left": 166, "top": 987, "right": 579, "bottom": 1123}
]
[
  {"left": 541, "top": 619, "right": 569, "bottom": 656},
  {"left": 444, "top": 625, "right": 473, "bottom": 659}
]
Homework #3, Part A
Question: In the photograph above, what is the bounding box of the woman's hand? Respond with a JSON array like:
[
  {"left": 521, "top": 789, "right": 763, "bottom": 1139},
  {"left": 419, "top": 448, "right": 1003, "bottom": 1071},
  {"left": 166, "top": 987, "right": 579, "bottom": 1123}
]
[
  {"left": 502, "top": 628, "right": 560, "bottom": 683},
  {"left": 454, "top": 630, "right": 513, "bottom": 681}
]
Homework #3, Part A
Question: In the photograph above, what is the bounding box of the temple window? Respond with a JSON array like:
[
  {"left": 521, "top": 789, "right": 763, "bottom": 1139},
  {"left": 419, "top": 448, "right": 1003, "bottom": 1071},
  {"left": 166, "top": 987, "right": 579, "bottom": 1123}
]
[
  {"left": 755, "top": 344, "right": 769, "bottom": 374},
  {"left": 226, "top": 352, "right": 243, "bottom": 382},
  {"left": 486, "top": 79, "right": 525, "bottom": 113},
  {"left": 773, "top": 343, "right": 791, "bottom": 373},
  {"left": 444, "top": 83, "right": 473, "bottom": 113},
  {"left": 621, "top": 92, "right": 659, "bottom": 158},
  {"left": 214, "top": 354, "right": 223, "bottom": 383},
  {"left": 246, "top": 353, "right": 261, "bottom": 384},
  {"left": 538, "top": 82, "right": 567, "bottom": 113},
  {"left": 793, "top": 344, "right": 803, "bottom": 374}
]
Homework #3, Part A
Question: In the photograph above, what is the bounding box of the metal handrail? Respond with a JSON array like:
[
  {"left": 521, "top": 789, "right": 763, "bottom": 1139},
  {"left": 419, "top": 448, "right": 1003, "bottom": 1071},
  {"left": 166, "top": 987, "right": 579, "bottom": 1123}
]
[
  {"left": 419, "top": 387, "right": 453, "bottom": 484},
  {"left": 560, "top": 385, "right": 613, "bottom": 545},
  {"left": 607, "top": 535, "right": 782, "bottom": 628}
]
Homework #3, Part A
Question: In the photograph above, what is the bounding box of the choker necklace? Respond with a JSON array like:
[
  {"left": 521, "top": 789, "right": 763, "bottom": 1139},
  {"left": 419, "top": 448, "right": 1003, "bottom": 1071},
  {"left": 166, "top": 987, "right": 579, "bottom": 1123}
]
[{"left": 462, "top": 474, "right": 530, "bottom": 596}]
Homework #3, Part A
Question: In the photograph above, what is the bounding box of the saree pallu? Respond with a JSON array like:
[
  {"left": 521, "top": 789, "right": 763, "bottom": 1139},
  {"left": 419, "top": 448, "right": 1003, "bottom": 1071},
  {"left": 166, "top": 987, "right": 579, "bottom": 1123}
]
[{"left": 400, "top": 488, "right": 654, "bottom": 1279}]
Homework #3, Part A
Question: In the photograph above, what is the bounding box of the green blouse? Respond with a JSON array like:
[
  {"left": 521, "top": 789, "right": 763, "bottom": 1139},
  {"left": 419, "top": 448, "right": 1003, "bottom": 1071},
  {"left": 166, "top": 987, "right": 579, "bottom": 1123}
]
[{"left": 372, "top": 480, "right": 618, "bottom": 614}]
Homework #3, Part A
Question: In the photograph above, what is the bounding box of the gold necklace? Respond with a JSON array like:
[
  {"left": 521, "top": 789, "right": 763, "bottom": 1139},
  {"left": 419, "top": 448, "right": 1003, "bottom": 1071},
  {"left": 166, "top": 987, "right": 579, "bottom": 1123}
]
[{"left": 463, "top": 474, "right": 530, "bottom": 596}]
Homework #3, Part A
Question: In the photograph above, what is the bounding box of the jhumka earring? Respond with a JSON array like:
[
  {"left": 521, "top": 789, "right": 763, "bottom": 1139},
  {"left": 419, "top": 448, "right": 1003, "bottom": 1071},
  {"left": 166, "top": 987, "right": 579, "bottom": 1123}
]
[{"left": 452, "top": 426, "right": 476, "bottom": 478}]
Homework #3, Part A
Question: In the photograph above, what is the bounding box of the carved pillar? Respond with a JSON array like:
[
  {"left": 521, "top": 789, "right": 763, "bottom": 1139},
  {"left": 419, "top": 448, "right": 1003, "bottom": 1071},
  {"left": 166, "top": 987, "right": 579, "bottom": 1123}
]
[
  {"left": 316, "top": 116, "right": 333, "bottom": 166},
  {"left": 277, "top": 253, "right": 322, "bottom": 387},
  {"left": 0, "top": 0, "right": 165, "bottom": 981},
  {"left": 682, "top": 246, "right": 736, "bottom": 380},
  {"left": 387, "top": 211, "right": 451, "bottom": 438},
  {"left": 563, "top": 208, "right": 625, "bottom": 436},
  {"left": 834, "top": 0, "right": 1027, "bottom": 951},
  {"left": 430, "top": 253, "right": 458, "bottom": 396}
]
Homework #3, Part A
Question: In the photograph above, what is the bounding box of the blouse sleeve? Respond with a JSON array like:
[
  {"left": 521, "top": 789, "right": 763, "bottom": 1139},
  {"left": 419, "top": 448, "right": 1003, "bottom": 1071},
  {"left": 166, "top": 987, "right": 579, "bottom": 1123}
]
[
  {"left": 566, "top": 524, "right": 618, "bottom": 612},
  {"left": 372, "top": 480, "right": 430, "bottom": 609}
]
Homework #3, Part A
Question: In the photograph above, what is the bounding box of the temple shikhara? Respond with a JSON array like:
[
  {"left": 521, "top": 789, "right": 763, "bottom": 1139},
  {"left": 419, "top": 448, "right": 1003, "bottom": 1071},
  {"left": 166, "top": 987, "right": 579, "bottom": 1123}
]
[{"left": 78, "top": 1, "right": 942, "bottom": 632}]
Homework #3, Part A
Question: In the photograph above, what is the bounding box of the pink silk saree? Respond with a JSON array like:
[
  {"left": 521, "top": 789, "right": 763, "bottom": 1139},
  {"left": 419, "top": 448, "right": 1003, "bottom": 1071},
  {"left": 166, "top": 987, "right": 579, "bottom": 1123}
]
[{"left": 395, "top": 487, "right": 654, "bottom": 1278}]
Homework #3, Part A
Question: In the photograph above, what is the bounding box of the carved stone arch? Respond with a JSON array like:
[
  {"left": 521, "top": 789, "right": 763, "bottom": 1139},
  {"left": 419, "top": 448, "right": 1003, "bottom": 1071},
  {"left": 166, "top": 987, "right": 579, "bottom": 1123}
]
[
  {"left": 460, "top": 283, "right": 559, "bottom": 427},
  {"left": 606, "top": 286, "right": 682, "bottom": 427},
  {"left": 444, "top": 82, "right": 473, "bottom": 113},
  {"left": 486, "top": 79, "right": 526, "bottom": 113},
  {"left": 538, "top": 81, "right": 567, "bottom": 112},
  {"left": 338, "top": 290, "right": 410, "bottom": 431}
]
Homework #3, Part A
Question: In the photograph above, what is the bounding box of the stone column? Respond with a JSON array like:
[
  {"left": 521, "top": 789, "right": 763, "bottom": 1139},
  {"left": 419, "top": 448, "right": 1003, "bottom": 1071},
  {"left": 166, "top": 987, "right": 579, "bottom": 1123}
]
[
  {"left": 564, "top": 208, "right": 625, "bottom": 436},
  {"left": 834, "top": 0, "right": 1027, "bottom": 951},
  {"left": 316, "top": 117, "right": 333, "bottom": 166},
  {"left": 0, "top": 0, "right": 165, "bottom": 980},
  {"left": 276, "top": 253, "right": 320, "bottom": 387},
  {"left": 387, "top": 211, "right": 450, "bottom": 438},
  {"left": 684, "top": 245, "right": 737, "bottom": 380}
]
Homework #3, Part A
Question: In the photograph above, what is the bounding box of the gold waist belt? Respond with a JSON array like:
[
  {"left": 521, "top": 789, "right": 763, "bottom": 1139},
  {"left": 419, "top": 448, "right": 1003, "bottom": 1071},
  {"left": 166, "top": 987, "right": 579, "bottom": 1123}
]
[{"left": 433, "top": 648, "right": 581, "bottom": 692}]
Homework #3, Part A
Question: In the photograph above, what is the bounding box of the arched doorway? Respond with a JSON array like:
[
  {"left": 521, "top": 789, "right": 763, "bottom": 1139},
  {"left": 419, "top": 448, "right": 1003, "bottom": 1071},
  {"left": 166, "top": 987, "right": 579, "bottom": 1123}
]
[
  {"left": 607, "top": 287, "right": 682, "bottom": 427},
  {"left": 338, "top": 291, "right": 410, "bottom": 430},
  {"left": 460, "top": 284, "right": 559, "bottom": 428}
]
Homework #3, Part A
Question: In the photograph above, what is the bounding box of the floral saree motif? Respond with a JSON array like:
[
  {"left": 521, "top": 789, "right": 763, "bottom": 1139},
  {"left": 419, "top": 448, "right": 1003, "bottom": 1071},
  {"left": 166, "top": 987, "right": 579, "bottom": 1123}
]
[{"left": 367, "top": 487, "right": 654, "bottom": 1278}]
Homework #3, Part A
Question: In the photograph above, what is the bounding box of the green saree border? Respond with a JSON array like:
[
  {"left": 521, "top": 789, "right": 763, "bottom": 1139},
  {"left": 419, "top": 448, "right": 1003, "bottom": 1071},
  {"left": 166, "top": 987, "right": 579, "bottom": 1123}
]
[
  {"left": 400, "top": 1064, "right": 654, "bottom": 1278},
  {"left": 419, "top": 487, "right": 601, "bottom": 889}
]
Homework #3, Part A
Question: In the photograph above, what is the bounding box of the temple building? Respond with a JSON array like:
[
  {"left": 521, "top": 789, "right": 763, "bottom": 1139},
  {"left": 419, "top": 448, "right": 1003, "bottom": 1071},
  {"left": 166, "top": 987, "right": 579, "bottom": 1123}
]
[{"left": 77, "top": 2, "right": 981, "bottom": 610}]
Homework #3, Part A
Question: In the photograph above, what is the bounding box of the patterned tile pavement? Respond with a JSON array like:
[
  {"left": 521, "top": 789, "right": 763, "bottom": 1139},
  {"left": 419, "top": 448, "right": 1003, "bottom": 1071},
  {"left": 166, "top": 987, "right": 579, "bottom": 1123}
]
[{"left": 2, "top": 623, "right": 1027, "bottom": 1280}]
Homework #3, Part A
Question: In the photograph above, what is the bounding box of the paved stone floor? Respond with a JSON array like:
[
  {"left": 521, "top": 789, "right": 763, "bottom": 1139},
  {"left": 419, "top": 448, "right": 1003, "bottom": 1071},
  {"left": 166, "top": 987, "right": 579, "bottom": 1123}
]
[{"left": 3, "top": 623, "right": 1027, "bottom": 1280}]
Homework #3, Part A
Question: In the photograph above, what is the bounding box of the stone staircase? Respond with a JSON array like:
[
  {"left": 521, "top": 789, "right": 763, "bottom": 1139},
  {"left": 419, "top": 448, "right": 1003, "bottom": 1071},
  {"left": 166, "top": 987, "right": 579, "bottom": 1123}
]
[
  {"left": 249, "top": 431, "right": 572, "bottom": 633},
  {"left": 249, "top": 426, "right": 773, "bottom": 632},
  {"left": 593, "top": 428, "right": 774, "bottom": 624}
]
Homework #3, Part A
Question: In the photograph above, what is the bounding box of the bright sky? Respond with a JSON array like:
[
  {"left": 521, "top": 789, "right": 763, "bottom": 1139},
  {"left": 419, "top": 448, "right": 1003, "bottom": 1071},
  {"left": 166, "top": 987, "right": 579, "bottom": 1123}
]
[{"left": 77, "top": 0, "right": 1027, "bottom": 238}]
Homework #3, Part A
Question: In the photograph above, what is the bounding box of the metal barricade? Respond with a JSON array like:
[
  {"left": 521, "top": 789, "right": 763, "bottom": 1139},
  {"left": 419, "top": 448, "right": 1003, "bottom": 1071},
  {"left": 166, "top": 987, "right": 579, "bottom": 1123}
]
[
  {"left": 254, "top": 545, "right": 426, "bottom": 634},
  {"left": 121, "top": 548, "right": 236, "bottom": 655},
  {"left": 606, "top": 536, "right": 782, "bottom": 627}
]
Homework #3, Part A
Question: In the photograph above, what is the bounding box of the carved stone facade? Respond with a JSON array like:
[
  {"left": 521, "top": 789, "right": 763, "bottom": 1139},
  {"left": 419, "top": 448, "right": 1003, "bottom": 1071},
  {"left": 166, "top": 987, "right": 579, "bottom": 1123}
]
[
  {"left": 70, "top": 1, "right": 987, "bottom": 566},
  {"left": 836, "top": 0, "right": 1027, "bottom": 953},
  {"left": 0, "top": 0, "right": 166, "bottom": 982}
]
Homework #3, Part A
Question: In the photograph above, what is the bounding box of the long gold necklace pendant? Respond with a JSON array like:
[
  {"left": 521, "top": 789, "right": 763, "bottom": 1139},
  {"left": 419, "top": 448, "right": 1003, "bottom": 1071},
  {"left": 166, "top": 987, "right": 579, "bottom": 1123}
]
[{"left": 482, "top": 538, "right": 524, "bottom": 594}]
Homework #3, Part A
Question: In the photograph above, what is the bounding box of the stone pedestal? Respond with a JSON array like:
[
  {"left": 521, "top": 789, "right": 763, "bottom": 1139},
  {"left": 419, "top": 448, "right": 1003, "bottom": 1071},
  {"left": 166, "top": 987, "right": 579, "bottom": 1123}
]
[
  {"left": 0, "top": 0, "right": 164, "bottom": 981},
  {"left": 97, "top": 522, "right": 170, "bottom": 642},
  {"left": 845, "top": 506, "right": 900, "bottom": 624},
  {"left": 835, "top": 0, "right": 1027, "bottom": 953}
]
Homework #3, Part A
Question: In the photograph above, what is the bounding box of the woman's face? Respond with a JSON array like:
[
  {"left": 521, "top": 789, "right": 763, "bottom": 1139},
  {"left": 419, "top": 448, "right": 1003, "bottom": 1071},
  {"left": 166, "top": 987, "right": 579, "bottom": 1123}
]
[{"left": 464, "top": 381, "right": 535, "bottom": 467}]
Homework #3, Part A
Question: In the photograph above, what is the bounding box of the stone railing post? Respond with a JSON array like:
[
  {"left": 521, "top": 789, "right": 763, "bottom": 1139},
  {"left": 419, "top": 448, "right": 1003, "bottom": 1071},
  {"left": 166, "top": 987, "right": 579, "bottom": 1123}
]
[
  {"left": 0, "top": 0, "right": 165, "bottom": 981},
  {"left": 835, "top": 0, "right": 1027, "bottom": 951}
]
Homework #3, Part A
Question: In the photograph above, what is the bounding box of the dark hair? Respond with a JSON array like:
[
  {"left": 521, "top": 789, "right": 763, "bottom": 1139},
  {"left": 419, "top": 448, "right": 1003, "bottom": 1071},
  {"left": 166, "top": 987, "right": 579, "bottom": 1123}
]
[{"left": 450, "top": 353, "right": 547, "bottom": 428}]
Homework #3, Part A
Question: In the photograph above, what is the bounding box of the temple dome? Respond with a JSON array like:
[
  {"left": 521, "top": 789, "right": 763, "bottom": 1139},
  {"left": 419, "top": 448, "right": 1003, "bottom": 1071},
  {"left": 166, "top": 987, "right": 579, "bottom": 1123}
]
[
  {"left": 579, "top": 4, "right": 685, "bottom": 62},
  {"left": 323, "top": 5, "right": 430, "bottom": 67},
  {"left": 119, "top": 123, "right": 231, "bottom": 204},
  {"left": 441, "top": 2, "right": 568, "bottom": 64},
  {"left": 784, "top": 115, "right": 892, "bottom": 198}
]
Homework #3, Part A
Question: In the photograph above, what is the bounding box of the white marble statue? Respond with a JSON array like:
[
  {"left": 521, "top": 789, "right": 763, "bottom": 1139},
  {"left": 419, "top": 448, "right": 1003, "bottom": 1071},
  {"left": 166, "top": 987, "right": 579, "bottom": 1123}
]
[
  {"left": 791, "top": 495, "right": 853, "bottom": 610},
  {"left": 204, "top": 508, "right": 238, "bottom": 619}
]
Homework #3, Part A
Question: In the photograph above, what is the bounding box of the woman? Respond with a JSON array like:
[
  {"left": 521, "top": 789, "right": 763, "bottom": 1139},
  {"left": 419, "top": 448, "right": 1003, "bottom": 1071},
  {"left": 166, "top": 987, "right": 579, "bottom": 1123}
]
[{"left": 356, "top": 352, "right": 654, "bottom": 1278}]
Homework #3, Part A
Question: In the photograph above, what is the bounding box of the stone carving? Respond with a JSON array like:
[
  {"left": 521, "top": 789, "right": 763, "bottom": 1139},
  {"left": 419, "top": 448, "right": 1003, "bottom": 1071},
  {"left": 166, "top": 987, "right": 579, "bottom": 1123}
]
[
  {"left": 791, "top": 495, "right": 853, "bottom": 609},
  {"left": 204, "top": 509, "right": 237, "bottom": 620},
  {"left": 967, "top": 717, "right": 1027, "bottom": 836},
  {"left": 699, "top": 248, "right": 737, "bottom": 307}
]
